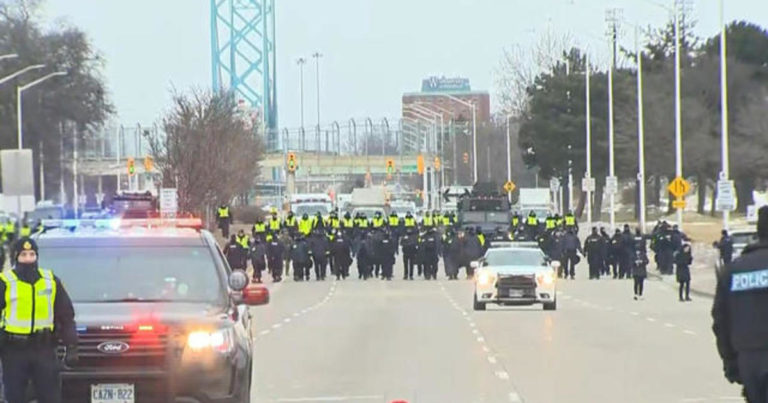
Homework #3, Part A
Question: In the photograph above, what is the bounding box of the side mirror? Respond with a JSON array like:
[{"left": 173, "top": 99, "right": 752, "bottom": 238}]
[
  {"left": 470, "top": 261, "right": 479, "bottom": 269},
  {"left": 243, "top": 284, "right": 270, "bottom": 306},
  {"left": 551, "top": 260, "right": 561, "bottom": 269},
  {"left": 228, "top": 270, "right": 248, "bottom": 292}
]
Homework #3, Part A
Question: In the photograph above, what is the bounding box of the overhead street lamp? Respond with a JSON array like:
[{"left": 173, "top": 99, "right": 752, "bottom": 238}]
[
  {"left": 0, "top": 64, "right": 45, "bottom": 87},
  {"left": 0, "top": 53, "right": 19, "bottom": 62},
  {"left": 435, "top": 94, "right": 477, "bottom": 184},
  {"left": 17, "top": 71, "right": 67, "bottom": 149}
]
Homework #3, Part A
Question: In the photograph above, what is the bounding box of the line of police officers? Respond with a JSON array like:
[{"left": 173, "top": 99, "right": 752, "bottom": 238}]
[{"left": 219, "top": 208, "right": 492, "bottom": 283}]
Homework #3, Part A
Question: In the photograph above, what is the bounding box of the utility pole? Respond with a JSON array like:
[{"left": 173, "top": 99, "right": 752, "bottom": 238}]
[
  {"left": 719, "top": 0, "right": 730, "bottom": 230},
  {"left": 606, "top": 8, "right": 620, "bottom": 232},
  {"left": 297, "top": 58, "right": 306, "bottom": 130},
  {"left": 312, "top": 52, "right": 322, "bottom": 132}
]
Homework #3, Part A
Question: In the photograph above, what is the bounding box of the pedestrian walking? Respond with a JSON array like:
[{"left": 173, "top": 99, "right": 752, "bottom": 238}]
[
  {"left": 632, "top": 245, "right": 649, "bottom": 300},
  {"left": 676, "top": 243, "right": 693, "bottom": 302},
  {"left": 0, "top": 238, "right": 78, "bottom": 403},
  {"left": 216, "top": 204, "right": 232, "bottom": 238},
  {"left": 291, "top": 235, "right": 312, "bottom": 281},
  {"left": 400, "top": 229, "right": 418, "bottom": 280},
  {"left": 224, "top": 235, "right": 247, "bottom": 271},
  {"left": 250, "top": 238, "right": 267, "bottom": 283},
  {"left": 584, "top": 227, "right": 605, "bottom": 280},
  {"left": 266, "top": 233, "right": 284, "bottom": 282},
  {"left": 714, "top": 229, "right": 734, "bottom": 267}
]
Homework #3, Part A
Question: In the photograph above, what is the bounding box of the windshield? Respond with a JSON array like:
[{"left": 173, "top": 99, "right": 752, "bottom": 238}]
[
  {"left": 484, "top": 249, "right": 545, "bottom": 267},
  {"left": 732, "top": 231, "right": 758, "bottom": 245},
  {"left": 40, "top": 246, "right": 224, "bottom": 303},
  {"left": 295, "top": 204, "right": 331, "bottom": 216}
]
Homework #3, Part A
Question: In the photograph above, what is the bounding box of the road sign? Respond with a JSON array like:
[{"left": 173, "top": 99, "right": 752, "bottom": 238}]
[
  {"left": 672, "top": 198, "right": 687, "bottom": 209},
  {"left": 1, "top": 150, "right": 34, "bottom": 196},
  {"left": 715, "top": 179, "right": 736, "bottom": 212},
  {"left": 582, "top": 177, "right": 596, "bottom": 192},
  {"left": 605, "top": 176, "right": 618, "bottom": 195},
  {"left": 549, "top": 178, "right": 560, "bottom": 192},
  {"left": 160, "top": 188, "right": 178, "bottom": 215},
  {"left": 667, "top": 177, "right": 690, "bottom": 198},
  {"left": 503, "top": 181, "right": 516, "bottom": 193}
]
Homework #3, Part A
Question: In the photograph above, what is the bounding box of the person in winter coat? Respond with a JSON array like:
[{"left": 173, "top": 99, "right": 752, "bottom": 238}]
[
  {"left": 584, "top": 227, "right": 605, "bottom": 280},
  {"left": 331, "top": 230, "right": 352, "bottom": 280},
  {"left": 266, "top": 233, "right": 285, "bottom": 282},
  {"left": 250, "top": 238, "right": 267, "bottom": 283},
  {"left": 419, "top": 228, "right": 440, "bottom": 280},
  {"left": 291, "top": 235, "right": 312, "bottom": 281},
  {"left": 632, "top": 244, "right": 649, "bottom": 300},
  {"left": 442, "top": 229, "right": 460, "bottom": 280},
  {"left": 599, "top": 227, "right": 611, "bottom": 276},
  {"left": 714, "top": 229, "right": 734, "bottom": 266},
  {"left": 224, "top": 235, "right": 247, "bottom": 270},
  {"left": 609, "top": 229, "right": 623, "bottom": 278},
  {"left": 309, "top": 230, "right": 330, "bottom": 281},
  {"left": 561, "top": 230, "right": 582, "bottom": 279},
  {"left": 463, "top": 228, "right": 482, "bottom": 278},
  {"left": 400, "top": 229, "right": 419, "bottom": 280},
  {"left": 676, "top": 243, "right": 693, "bottom": 301},
  {"left": 619, "top": 225, "right": 635, "bottom": 279},
  {"left": 377, "top": 230, "right": 396, "bottom": 280}
]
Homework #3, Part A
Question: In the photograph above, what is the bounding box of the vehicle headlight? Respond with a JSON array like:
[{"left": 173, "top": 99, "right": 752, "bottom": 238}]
[
  {"left": 187, "top": 328, "right": 234, "bottom": 353},
  {"left": 477, "top": 271, "right": 495, "bottom": 286},
  {"left": 537, "top": 272, "right": 555, "bottom": 286}
]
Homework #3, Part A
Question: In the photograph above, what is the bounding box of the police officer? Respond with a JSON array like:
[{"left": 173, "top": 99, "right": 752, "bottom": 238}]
[
  {"left": 252, "top": 216, "right": 267, "bottom": 242},
  {"left": 19, "top": 220, "right": 32, "bottom": 239},
  {"left": 298, "top": 213, "right": 313, "bottom": 237},
  {"left": 583, "top": 227, "right": 604, "bottom": 280},
  {"left": 331, "top": 230, "right": 352, "bottom": 280},
  {"left": 620, "top": 224, "right": 634, "bottom": 279},
  {"left": 310, "top": 229, "right": 329, "bottom": 281},
  {"left": 1, "top": 238, "right": 77, "bottom": 403},
  {"left": 714, "top": 229, "right": 734, "bottom": 266},
  {"left": 442, "top": 228, "right": 460, "bottom": 280},
  {"left": 216, "top": 204, "right": 232, "bottom": 238},
  {"left": 632, "top": 240, "right": 649, "bottom": 300},
  {"left": 422, "top": 211, "right": 434, "bottom": 230},
  {"left": 268, "top": 208, "right": 282, "bottom": 233},
  {"left": 526, "top": 211, "right": 539, "bottom": 239},
  {"left": 342, "top": 212, "right": 355, "bottom": 239},
  {"left": 712, "top": 206, "right": 768, "bottom": 400},
  {"left": 465, "top": 227, "right": 483, "bottom": 278},
  {"left": 250, "top": 237, "right": 267, "bottom": 283},
  {"left": 372, "top": 211, "right": 385, "bottom": 229},
  {"left": 404, "top": 212, "right": 417, "bottom": 230},
  {"left": 283, "top": 211, "right": 298, "bottom": 238},
  {"left": 561, "top": 229, "right": 582, "bottom": 280},
  {"left": 564, "top": 211, "right": 577, "bottom": 232},
  {"left": 369, "top": 227, "right": 385, "bottom": 278},
  {"left": 600, "top": 227, "right": 611, "bottom": 277},
  {"left": 291, "top": 235, "right": 312, "bottom": 281},
  {"left": 545, "top": 214, "right": 556, "bottom": 232},
  {"left": 377, "top": 229, "right": 396, "bottom": 280},
  {"left": 266, "top": 232, "right": 284, "bottom": 282},
  {"left": 419, "top": 228, "right": 439, "bottom": 280},
  {"left": 511, "top": 211, "right": 521, "bottom": 231},
  {"left": 401, "top": 228, "right": 418, "bottom": 280}
]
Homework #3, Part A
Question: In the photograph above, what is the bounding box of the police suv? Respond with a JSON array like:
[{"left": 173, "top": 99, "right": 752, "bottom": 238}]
[{"left": 34, "top": 218, "right": 268, "bottom": 403}]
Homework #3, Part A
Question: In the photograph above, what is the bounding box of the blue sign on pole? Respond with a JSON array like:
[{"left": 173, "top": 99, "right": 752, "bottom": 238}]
[{"left": 421, "top": 76, "right": 471, "bottom": 93}]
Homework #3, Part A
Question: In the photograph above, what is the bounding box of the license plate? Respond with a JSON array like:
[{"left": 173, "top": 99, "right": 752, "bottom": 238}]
[
  {"left": 508, "top": 289, "right": 524, "bottom": 298},
  {"left": 91, "top": 384, "right": 134, "bottom": 403}
]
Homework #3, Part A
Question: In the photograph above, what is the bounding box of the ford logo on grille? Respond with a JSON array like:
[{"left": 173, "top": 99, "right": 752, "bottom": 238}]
[{"left": 97, "top": 341, "right": 130, "bottom": 354}]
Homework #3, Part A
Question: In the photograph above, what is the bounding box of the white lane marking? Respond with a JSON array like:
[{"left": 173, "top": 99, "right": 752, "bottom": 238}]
[
  {"left": 469, "top": 322, "right": 476, "bottom": 327},
  {"left": 665, "top": 323, "right": 676, "bottom": 328},
  {"left": 630, "top": 312, "right": 639, "bottom": 316},
  {"left": 275, "top": 395, "right": 383, "bottom": 402},
  {"left": 496, "top": 370, "right": 510, "bottom": 380},
  {"left": 472, "top": 329, "right": 479, "bottom": 335},
  {"left": 646, "top": 317, "right": 657, "bottom": 323},
  {"left": 292, "top": 312, "right": 300, "bottom": 317},
  {"left": 259, "top": 330, "right": 270, "bottom": 336},
  {"left": 488, "top": 356, "right": 497, "bottom": 364},
  {"left": 482, "top": 346, "right": 491, "bottom": 353},
  {"left": 284, "top": 318, "right": 291, "bottom": 323},
  {"left": 509, "top": 392, "right": 523, "bottom": 402},
  {"left": 477, "top": 337, "right": 485, "bottom": 342},
  {"left": 272, "top": 323, "right": 282, "bottom": 329},
  {"left": 683, "top": 330, "right": 697, "bottom": 336}
]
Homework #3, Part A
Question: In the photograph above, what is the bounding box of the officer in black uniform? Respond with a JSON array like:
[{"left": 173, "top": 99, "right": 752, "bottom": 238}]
[
  {"left": 377, "top": 229, "right": 396, "bottom": 280},
  {"left": 250, "top": 237, "right": 267, "bottom": 283},
  {"left": 420, "top": 228, "right": 440, "bottom": 280},
  {"left": 583, "top": 227, "right": 604, "bottom": 280},
  {"left": 712, "top": 206, "right": 768, "bottom": 401},
  {"left": 331, "top": 230, "right": 352, "bottom": 280},
  {"left": 291, "top": 235, "right": 312, "bottom": 281},
  {"left": 266, "top": 232, "right": 284, "bottom": 282},
  {"left": 714, "top": 229, "right": 735, "bottom": 266},
  {"left": 401, "top": 228, "right": 418, "bottom": 280},
  {"left": 224, "top": 235, "right": 247, "bottom": 271},
  {"left": 1, "top": 238, "right": 78, "bottom": 403}
]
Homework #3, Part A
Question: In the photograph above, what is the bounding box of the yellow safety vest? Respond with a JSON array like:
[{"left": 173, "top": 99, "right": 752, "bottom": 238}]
[
  {"left": 343, "top": 218, "right": 354, "bottom": 228},
  {"left": 546, "top": 219, "right": 556, "bottom": 229},
  {"left": 565, "top": 216, "right": 576, "bottom": 226},
  {"left": 299, "top": 219, "right": 313, "bottom": 235},
  {"left": 512, "top": 217, "right": 519, "bottom": 226},
  {"left": 478, "top": 233, "right": 486, "bottom": 247},
  {"left": 285, "top": 217, "right": 296, "bottom": 228},
  {"left": 358, "top": 219, "right": 369, "bottom": 228},
  {"left": 556, "top": 218, "right": 564, "bottom": 226},
  {"left": 441, "top": 216, "right": 451, "bottom": 226},
  {"left": 423, "top": 217, "right": 434, "bottom": 227},
  {"left": 253, "top": 222, "right": 267, "bottom": 233},
  {"left": 236, "top": 235, "right": 249, "bottom": 248},
  {"left": 331, "top": 218, "right": 340, "bottom": 228},
  {"left": 404, "top": 217, "right": 416, "bottom": 227},
  {"left": 217, "top": 207, "right": 230, "bottom": 218},
  {"left": 19, "top": 226, "right": 31, "bottom": 238},
  {"left": 389, "top": 216, "right": 400, "bottom": 226},
  {"left": 372, "top": 217, "right": 384, "bottom": 228},
  {"left": 269, "top": 218, "right": 281, "bottom": 231},
  {"left": 0, "top": 269, "right": 56, "bottom": 334},
  {"left": 527, "top": 216, "right": 538, "bottom": 226}
]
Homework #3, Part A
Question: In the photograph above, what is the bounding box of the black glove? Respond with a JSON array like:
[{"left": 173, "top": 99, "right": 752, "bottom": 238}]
[
  {"left": 724, "top": 359, "right": 741, "bottom": 384},
  {"left": 64, "top": 344, "right": 79, "bottom": 367}
]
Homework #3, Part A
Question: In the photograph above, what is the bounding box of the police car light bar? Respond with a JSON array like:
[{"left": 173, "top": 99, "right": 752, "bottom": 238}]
[{"left": 42, "top": 218, "right": 203, "bottom": 230}]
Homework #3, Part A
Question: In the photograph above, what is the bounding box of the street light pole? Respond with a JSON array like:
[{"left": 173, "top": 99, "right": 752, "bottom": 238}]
[
  {"left": 312, "top": 52, "right": 322, "bottom": 132},
  {"left": 719, "top": 0, "right": 730, "bottom": 230},
  {"left": 0, "top": 53, "right": 18, "bottom": 61},
  {"left": 673, "top": 1, "right": 684, "bottom": 228},
  {"left": 636, "top": 26, "right": 647, "bottom": 232},
  {"left": 0, "top": 64, "right": 45, "bottom": 87},
  {"left": 297, "top": 58, "right": 306, "bottom": 130},
  {"left": 506, "top": 115, "right": 513, "bottom": 204},
  {"left": 17, "top": 71, "right": 67, "bottom": 149},
  {"left": 608, "top": 45, "right": 616, "bottom": 232},
  {"left": 585, "top": 53, "right": 593, "bottom": 229},
  {"left": 436, "top": 94, "right": 478, "bottom": 184}
]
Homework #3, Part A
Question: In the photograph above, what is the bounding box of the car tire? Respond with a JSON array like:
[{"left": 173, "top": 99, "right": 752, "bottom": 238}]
[
  {"left": 473, "top": 293, "right": 486, "bottom": 311},
  {"left": 543, "top": 300, "right": 557, "bottom": 311}
]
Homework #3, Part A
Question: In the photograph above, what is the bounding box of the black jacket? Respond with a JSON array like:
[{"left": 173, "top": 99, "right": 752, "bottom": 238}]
[
  {"left": 0, "top": 265, "right": 77, "bottom": 346},
  {"left": 713, "top": 242, "right": 768, "bottom": 360},
  {"left": 583, "top": 234, "right": 605, "bottom": 264},
  {"left": 675, "top": 250, "right": 692, "bottom": 282}
]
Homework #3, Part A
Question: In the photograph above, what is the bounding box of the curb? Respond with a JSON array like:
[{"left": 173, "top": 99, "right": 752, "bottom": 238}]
[{"left": 647, "top": 271, "right": 715, "bottom": 299}]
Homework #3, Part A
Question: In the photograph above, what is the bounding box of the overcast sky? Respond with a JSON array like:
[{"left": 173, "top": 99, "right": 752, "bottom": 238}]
[{"left": 43, "top": 0, "right": 768, "bottom": 128}]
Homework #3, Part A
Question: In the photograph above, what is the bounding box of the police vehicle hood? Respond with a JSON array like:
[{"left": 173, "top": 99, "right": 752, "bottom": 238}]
[{"left": 74, "top": 302, "right": 231, "bottom": 328}]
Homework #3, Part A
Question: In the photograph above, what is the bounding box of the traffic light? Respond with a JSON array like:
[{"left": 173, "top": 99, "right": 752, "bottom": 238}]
[
  {"left": 287, "top": 152, "right": 297, "bottom": 172},
  {"left": 127, "top": 157, "right": 135, "bottom": 176},
  {"left": 462, "top": 152, "right": 469, "bottom": 164},
  {"left": 434, "top": 157, "right": 441, "bottom": 171},
  {"left": 386, "top": 158, "right": 395, "bottom": 174},
  {"left": 143, "top": 155, "right": 153, "bottom": 172},
  {"left": 417, "top": 154, "right": 425, "bottom": 175}
]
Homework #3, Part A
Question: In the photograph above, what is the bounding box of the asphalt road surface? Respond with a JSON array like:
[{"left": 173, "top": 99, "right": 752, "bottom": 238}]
[{"left": 249, "top": 265, "right": 743, "bottom": 403}]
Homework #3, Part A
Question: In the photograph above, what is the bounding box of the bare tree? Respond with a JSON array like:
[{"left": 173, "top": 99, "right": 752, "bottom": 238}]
[
  {"left": 148, "top": 89, "right": 264, "bottom": 215},
  {"left": 494, "top": 28, "right": 574, "bottom": 117}
]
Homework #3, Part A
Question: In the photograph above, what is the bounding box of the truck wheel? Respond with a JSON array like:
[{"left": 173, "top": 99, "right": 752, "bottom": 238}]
[
  {"left": 543, "top": 300, "right": 557, "bottom": 311},
  {"left": 473, "top": 293, "right": 486, "bottom": 311}
]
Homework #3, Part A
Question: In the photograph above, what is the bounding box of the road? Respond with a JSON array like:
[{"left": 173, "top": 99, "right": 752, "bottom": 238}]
[{"left": 248, "top": 265, "right": 742, "bottom": 403}]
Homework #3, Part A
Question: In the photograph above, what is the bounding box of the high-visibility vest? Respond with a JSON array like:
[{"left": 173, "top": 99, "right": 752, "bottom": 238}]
[
  {"left": 343, "top": 218, "right": 354, "bottom": 228},
  {"left": 266, "top": 233, "right": 274, "bottom": 242},
  {"left": 299, "top": 219, "right": 313, "bottom": 235},
  {"left": 512, "top": 217, "right": 520, "bottom": 226},
  {"left": 527, "top": 216, "right": 538, "bottom": 226},
  {"left": 565, "top": 215, "right": 576, "bottom": 226},
  {"left": 358, "top": 219, "right": 369, "bottom": 229},
  {"left": 331, "top": 218, "right": 340, "bottom": 228},
  {"left": 285, "top": 217, "right": 296, "bottom": 228},
  {"left": 478, "top": 233, "right": 486, "bottom": 247},
  {"left": 423, "top": 216, "right": 434, "bottom": 227},
  {"left": 19, "top": 226, "right": 31, "bottom": 238},
  {"left": 404, "top": 217, "right": 416, "bottom": 227},
  {"left": 545, "top": 218, "right": 556, "bottom": 230},
  {"left": 4, "top": 222, "right": 13, "bottom": 237},
  {"left": 236, "top": 235, "right": 249, "bottom": 248},
  {"left": 556, "top": 218, "right": 564, "bottom": 226},
  {"left": 269, "top": 218, "right": 281, "bottom": 231},
  {"left": 253, "top": 222, "right": 267, "bottom": 233},
  {"left": 441, "top": 216, "right": 451, "bottom": 226},
  {"left": 0, "top": 269, "right": 56, "bottom": 334},
  {"left": 217, "top": 207, "right": 230, "bottom": 219},
  {"left": 372, "top": 217, "right": 384, "bottom": 228},
  {"left": 388, "top": 216, "right": 400, "bottom": 226}
]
